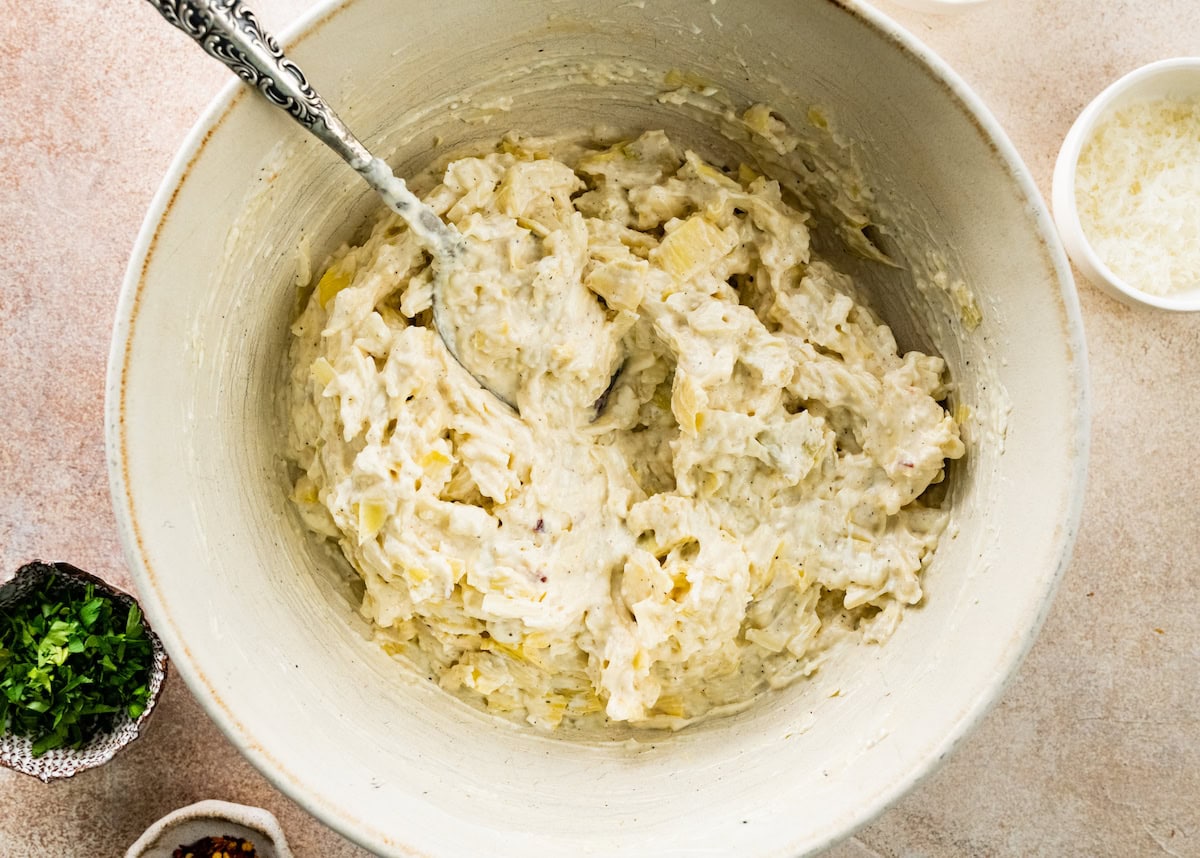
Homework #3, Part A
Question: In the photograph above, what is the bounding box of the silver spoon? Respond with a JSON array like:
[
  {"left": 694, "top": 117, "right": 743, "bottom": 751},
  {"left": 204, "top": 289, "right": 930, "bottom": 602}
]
[{"left": 146, "top": 0, "right": 515, "bottom": 408}]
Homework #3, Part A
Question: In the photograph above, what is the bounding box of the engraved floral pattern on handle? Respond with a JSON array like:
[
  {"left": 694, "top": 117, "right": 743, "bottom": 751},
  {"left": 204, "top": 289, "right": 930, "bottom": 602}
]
[
  {"left": 149, "top": 0, "right": 325, "bottom": 121},
  {"left": 144, "top": 0, "right": 481, "bottom": 396},
  {"left": 145, "top": 0, "right": 373, "bottom": 169},
  {"left": 145, "top": 0, "right": 463, "bottom": 250}
]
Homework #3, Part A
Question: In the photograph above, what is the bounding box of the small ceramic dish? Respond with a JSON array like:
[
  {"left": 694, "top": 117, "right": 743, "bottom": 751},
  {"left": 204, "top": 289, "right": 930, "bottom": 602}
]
[
  {"left": 0, "top": 561, "right": 168, "bottom": 782},
  {"left": 1052, "top": 57, "right": 1200, "bottom": 311},
  {"left": 126, "top": 800, "right": 294, "bottom": 858}
]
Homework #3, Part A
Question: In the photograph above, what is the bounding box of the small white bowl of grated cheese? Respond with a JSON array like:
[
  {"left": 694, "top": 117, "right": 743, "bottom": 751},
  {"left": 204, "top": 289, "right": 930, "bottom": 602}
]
[{"left": 1053, "top": 57, "right": 1200, "bottom": 311}]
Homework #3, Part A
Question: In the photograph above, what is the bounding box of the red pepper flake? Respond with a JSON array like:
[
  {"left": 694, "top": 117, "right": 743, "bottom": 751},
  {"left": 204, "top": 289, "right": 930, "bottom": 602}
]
[
  {"left": 173, "top": 835, "right": 257, "bottom": 858},
  {"left": 534, "top": 518, "right": 545, "bottom": 533}
]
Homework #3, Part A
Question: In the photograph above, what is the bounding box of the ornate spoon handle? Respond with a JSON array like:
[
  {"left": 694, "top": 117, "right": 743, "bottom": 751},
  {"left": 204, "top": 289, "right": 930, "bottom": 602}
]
[
  {"left": 146, "top": 0, "right": 373, "bottom": 170},
  {"left": 146, "top": 0, "right": 461, "bottom": 254},
  {"left": 145, "top": 0, "right": 514, "bottom": 405}
]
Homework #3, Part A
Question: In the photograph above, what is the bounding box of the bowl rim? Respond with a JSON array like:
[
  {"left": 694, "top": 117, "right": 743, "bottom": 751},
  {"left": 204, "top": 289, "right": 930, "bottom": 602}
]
[
  {"left": 106, "top": 0, "right": 1091, "bottom": 854},
  {"left": 1051, "top": 56, "right": 1200, "bottom": 312}
]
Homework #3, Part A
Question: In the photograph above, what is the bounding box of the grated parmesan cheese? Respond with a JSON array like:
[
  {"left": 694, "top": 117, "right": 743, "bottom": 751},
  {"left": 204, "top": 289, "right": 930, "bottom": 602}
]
[{"left": 1075, "top": 96, "right": 1200, "bottom": 296}]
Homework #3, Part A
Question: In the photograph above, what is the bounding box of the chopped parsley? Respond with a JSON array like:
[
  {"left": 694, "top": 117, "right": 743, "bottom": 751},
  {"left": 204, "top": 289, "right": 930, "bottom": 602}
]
[{"left": 0, "top": 570, "right": 154, "bottom": 756}]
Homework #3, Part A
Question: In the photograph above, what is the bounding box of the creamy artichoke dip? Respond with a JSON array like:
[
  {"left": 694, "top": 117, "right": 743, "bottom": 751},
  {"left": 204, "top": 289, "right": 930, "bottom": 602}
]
[{"left": 286, "top": 125, "right": 965, "bottom": 730}]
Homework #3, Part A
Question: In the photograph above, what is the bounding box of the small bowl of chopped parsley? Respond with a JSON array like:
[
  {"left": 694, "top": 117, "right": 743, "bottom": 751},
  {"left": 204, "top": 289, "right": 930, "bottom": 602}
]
[{"left": 0, "top": 560, "right": 168, "bottom": 781}]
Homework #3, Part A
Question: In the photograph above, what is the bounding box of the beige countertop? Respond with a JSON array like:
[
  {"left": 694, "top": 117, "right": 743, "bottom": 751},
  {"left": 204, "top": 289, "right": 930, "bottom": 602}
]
[{"left": 1, "top": 1, "right": 1197, "bottom": 855}]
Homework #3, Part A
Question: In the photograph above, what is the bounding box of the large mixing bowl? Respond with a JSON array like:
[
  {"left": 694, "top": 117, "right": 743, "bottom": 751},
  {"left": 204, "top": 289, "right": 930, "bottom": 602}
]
[{"left": 107, "top": 0, "right": 1088, "bottom": 855}]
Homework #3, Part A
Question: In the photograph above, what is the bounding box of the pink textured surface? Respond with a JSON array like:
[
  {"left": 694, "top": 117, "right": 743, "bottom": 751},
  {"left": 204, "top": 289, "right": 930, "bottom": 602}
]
[{"left": 0, "top": 1, "right": 1196, "bottom": 856}]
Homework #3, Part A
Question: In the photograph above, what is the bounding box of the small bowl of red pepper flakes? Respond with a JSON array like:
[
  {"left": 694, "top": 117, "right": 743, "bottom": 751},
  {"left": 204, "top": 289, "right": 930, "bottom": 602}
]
[
  {"left": 173, "top": 834, "right": 259, "bottom": 857},
  {"left": 127, "top": 800, "right": 294, "bottom": 858}
]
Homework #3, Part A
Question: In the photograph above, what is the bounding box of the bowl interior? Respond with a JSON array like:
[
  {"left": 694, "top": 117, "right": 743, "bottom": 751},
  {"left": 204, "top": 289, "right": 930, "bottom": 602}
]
[
  {"left": 1107, "top": 63, "right": 1200, "bottom": 106},
  {"left": 109, "top": 1, "right": 1087, "bottom": 855}
]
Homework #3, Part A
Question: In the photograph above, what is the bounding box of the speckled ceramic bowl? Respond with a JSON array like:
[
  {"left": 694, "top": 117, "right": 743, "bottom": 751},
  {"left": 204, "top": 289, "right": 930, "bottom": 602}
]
[
  {"left": 107, "top": 0, "right": 1089, "bottom": 855},
  {"left": 126, "top": 800, "right": 293, "bottom": 858},
  {"left": 0, "top": 561, "right": 168, "bottom": 783}
]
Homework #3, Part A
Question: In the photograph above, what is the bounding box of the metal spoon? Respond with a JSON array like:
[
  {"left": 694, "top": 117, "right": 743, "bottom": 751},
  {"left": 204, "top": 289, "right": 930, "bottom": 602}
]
[{"left": 146, "top": 0, "right": 514, "bottom": 407}]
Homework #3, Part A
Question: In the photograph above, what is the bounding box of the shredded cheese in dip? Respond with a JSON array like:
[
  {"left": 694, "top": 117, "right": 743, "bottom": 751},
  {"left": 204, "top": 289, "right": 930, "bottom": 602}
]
[
  {"left": 1076, "top": 96, "right": 1200, "bottom": 296},
  {"left": 287, "top": 129, "right": 965, "bottom": 729}
]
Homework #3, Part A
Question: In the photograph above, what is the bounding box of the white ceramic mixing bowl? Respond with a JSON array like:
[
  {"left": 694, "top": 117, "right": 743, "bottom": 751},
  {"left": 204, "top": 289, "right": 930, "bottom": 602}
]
[{"left": 108, "top": 1, "right": 1088, "bottom": 855}]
